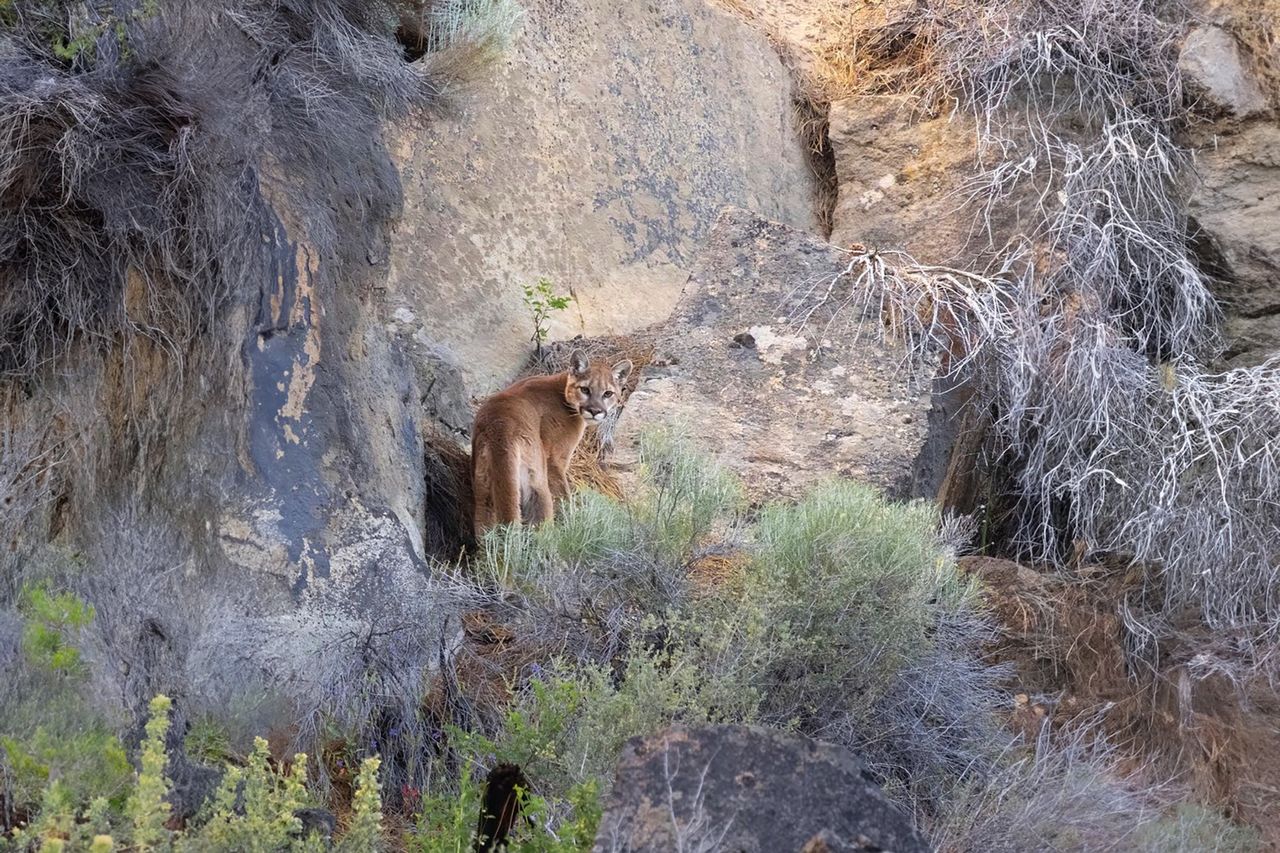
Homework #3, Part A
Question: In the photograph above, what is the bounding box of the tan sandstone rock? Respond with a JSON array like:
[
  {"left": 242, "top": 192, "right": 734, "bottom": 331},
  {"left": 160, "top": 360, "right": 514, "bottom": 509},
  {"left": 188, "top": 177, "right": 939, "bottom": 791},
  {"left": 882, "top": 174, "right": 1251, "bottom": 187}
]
[
  {"left": 616, "top": 208, "right": 934, "bottom": 501},
  {"left": 826, "top": 95, "right": 1040, "bottom": 268},
  {"left": 1179, "top": 25, "right": 1269, "bottom": 118},
  {"left": 385, "top": 0, "right": 818, "bottom": 390}
]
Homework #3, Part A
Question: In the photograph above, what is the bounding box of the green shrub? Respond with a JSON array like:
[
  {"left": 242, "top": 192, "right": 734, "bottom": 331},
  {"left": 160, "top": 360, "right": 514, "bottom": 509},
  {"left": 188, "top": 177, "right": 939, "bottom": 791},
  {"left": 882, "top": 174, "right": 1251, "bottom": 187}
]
[
  {"left": 3, "top": 695, "right": 388, "bottom": 852},
  {"left": 413, "top": 761, "right": 484, "bottom": 852},
  {"left": 126, "top": 695, "right": 171, "bottom": 850},
  {"left": 4, "top": 780, "right": 114, "bottom": 850},
  {"left": 182, "top": 717, "right": 232, "bottom": 767},
  {"left": 19, "top": 585, "right": 94, "bottom": 676},
  {"left": 0, "top": 730, "right": 130, "bottom": 817},
  {"left": 2, "top": 586, "right": 131, "bottom": 823},
  {"left": 415, "top": 672, "right": 616, "bottom": 852},
  {"left": 692, "top": 481, "right": 979, "bottom": 733},
  {"left": 413, "top": 765, "right": 599, "bottom": 853}
]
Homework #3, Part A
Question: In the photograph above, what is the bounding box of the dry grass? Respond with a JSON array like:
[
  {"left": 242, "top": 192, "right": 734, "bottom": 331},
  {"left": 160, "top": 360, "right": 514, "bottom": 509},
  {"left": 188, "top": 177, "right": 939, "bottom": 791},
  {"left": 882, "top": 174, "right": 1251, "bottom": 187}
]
[
  {"left": 965, "top": 555, "right": 1280, "bottom": 842},
  {"left": 567, "top": 432, "right": 626, "bottom": 501},
  {"left": 792, "top": 97, "right": 839, "bottom": 237},
  {"left": 686, "top": 550, "right": 748, "bottom": 596},
  {"left": 810, "top": 0, "right": 942, "bottom": 104},
  {"left": 1222, "top": 0, "right": 1280, "bottom": 110}
]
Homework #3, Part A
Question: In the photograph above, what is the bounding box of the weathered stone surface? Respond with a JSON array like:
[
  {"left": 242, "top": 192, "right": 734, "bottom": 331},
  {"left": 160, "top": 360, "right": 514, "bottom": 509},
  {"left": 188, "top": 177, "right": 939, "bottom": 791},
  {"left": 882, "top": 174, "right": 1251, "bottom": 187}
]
[
  {"left": 1189, "top": 123, "right": 1280, "bottom": 365},
  {"left": 617, "top": 207, "right": 933, "bottom": 501},
  {"left": 593, "top": 724, "right": 929, "bottom": 853},
  {"left": 3, "top": 94, "right": 449, "bottom": 737},
  {"left": 1179, "top": 25, "right": 1269, "bottom": 118},
  {"left": 827, "top": 95, "right": 1037, "bottom": 267},
  {"left": 386, "top": 0, "right": 818, "bottom": 390}
]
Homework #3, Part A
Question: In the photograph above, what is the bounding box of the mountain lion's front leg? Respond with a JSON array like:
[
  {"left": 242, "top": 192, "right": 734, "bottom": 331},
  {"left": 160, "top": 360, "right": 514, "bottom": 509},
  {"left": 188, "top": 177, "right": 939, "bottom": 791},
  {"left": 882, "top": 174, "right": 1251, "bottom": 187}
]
[{"left": 547, "top": 455, "right": 572, "bottom": 508}]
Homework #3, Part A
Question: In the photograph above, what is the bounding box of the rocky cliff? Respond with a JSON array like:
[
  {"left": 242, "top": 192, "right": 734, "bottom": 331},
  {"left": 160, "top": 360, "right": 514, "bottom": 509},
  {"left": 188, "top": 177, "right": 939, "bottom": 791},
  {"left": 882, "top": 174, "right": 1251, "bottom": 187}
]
[
  {"left": 386, "top": 0, "right": 820, "bottom": 391},
  {"left": 0, "top": 0, "right": 829, "bottom": 734},
  {"left": 2, "top": 0, "right": 1279, "bottom": 846}
]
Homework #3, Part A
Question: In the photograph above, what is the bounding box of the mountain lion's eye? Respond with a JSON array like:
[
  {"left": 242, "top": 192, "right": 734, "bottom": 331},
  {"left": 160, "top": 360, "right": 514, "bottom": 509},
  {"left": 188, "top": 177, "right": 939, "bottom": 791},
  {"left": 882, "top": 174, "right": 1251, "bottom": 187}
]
[
  {"left": 603, "top": 390, "right": 614, "bottom": 398},
  {"left": 579, "top": 385, "right": 591, "bottom": 395}
]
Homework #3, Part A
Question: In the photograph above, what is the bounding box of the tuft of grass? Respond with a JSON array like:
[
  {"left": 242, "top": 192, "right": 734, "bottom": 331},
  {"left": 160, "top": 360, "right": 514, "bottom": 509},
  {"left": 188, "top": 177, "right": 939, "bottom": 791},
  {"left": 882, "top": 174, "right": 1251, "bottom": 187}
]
[
  {"left": 182, "top": 717, "right": 232, "bottom": 767},
  {"left": 932, "top": 725, "right": 1261, "bottom": 852},
  {"left": 399, "top": 0, "right": 523, "bottom": 74}
]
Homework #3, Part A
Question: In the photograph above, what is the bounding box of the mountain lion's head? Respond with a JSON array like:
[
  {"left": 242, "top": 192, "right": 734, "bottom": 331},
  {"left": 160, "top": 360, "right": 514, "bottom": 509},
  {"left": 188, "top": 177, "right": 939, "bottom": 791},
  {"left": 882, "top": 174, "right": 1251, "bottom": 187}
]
[{"left": 564, "top": 349, "right": 633, "bottom": 424}]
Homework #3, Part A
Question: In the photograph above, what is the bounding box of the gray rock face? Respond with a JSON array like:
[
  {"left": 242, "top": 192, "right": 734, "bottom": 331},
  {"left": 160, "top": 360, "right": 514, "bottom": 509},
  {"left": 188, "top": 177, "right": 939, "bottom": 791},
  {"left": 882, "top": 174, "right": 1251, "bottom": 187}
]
[
  {"left": 385, "top": 0, "right": 819, "bottom": 390},
  {"left": 3, "top": 98, "right": 446, "bottom": 737},
  {"left": 1189, "top": 123, "right": 1280, "bottom": 365},
  {"left": 593, "top": 724, "right": 930, "bottom": 853},
  {"left": 617, "top": 208, "right": 933, "bottom": 501},
  {"left": 1179, "top": 26, "right": 1268, "bottom": 118}
]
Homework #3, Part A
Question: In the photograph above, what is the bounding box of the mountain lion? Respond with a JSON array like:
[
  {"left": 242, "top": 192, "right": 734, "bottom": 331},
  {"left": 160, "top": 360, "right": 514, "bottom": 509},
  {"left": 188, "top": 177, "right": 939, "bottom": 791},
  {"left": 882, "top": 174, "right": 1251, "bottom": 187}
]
[{"left": 471, "top": 350, "right": 632, "bottom": 536}]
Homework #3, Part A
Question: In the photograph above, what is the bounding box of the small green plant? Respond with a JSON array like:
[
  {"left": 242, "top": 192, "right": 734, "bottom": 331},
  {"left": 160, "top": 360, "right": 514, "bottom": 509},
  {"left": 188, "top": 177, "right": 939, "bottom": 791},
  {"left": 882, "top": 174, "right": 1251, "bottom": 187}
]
[
  {"left": 413, "top": 761, "right": 484, "bottom": 851},
  {"left": 182, "top": 716, "right": 232, "bottom": 766},
  {"left": 521, "top": 277, "right": 573, "bottom": 358},
  {"left": 339, "top": 757, "right": 383, "bottom": 852},
  {"left": 191, "top": 739, "right": 315, "bottom": 851},
  {"left": 6, "top": 694, "right": 385, "bottom": 851},
  {"left": 127, "top": 695, "right": 172, "bottom": 850},
  {"left": 19, "top": 584, "right": 95, "bottom": 675},
  {"left": 0, "top": 728, "right": 131, "bottom": 817},
  {"left": 34, "top": 0, "right": 164, "bottom": 64},
  {"left": 413, "top": 667, "right": 653, "bottom": 852}
]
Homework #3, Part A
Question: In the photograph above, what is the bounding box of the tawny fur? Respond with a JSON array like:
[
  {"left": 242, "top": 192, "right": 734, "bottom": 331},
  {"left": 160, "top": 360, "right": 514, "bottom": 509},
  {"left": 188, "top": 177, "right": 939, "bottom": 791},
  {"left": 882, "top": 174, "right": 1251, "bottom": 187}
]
[{"left": 471, "top": 350, "right": 631, "bottom": 537}]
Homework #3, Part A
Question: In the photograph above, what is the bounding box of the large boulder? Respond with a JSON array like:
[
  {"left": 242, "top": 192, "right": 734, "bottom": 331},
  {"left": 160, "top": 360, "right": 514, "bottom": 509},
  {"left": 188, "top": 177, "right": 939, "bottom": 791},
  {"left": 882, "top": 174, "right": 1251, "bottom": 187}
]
[
  {"left": 1189, "top": 123, "right": 1280, "bottom": 366},
  {"left": 1178, "top": 25, "right": 1269, "bottom": 118},
  {"left": 385, "top": 0, "right": 819, "bottom": 390},
  {"left": 617, "top": 207, "right": 933, "bottom": 501},
  {"left": 593, "top": 724, "right": 930, "bottom": 853}
]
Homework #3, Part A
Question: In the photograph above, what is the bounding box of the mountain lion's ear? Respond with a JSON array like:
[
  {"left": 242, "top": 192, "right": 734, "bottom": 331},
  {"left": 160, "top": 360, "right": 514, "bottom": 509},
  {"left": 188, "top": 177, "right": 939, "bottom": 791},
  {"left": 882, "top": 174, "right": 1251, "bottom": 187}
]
[
  {"left": 569, "top": 349, "right": 589, "bottom": 376},
  {"left": 611, "top": 359, "right": 633, "bottom": 383}
]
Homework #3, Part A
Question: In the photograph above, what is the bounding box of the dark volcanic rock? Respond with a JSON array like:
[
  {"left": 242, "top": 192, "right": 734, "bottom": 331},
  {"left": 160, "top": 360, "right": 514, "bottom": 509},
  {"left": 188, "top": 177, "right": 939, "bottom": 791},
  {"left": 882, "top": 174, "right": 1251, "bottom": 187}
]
[{"left": 593, "top": 724, "right": 930, "bottom": 853}]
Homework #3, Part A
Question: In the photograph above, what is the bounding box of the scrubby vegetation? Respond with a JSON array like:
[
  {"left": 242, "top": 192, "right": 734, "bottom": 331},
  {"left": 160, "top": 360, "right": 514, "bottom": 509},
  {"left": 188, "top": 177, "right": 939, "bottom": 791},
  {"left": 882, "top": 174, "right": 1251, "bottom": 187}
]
[
  {"left": 1, "top": 433, "right": 1255, "bottom": 850},
  {"left": 797, "top": 0, "right": 1280, "bottom": 636},
  {"left": 1, "top": 0, "right": 1273, "bottom": 848},
  {"left": 0, "top": 0, "right": 522, "bottom": 377},
  {"left": 0, "top": 0, "right": 523, "bottom": 610}
]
